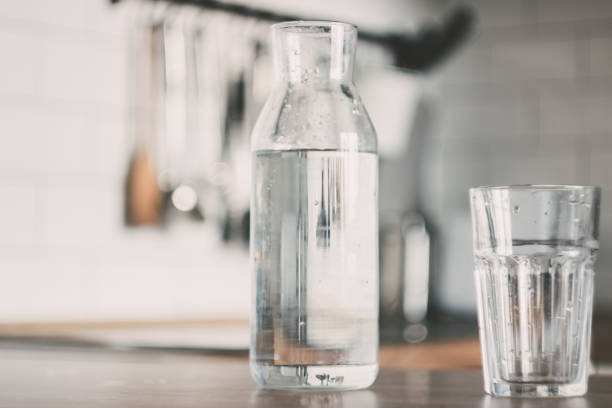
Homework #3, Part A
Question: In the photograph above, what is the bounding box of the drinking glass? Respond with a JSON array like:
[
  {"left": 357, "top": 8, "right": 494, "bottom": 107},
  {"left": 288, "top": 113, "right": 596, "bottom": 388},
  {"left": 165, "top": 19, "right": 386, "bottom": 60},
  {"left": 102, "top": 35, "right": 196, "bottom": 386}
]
[{"left": 470, "top": 185, "right": 600, "bottom": 397}]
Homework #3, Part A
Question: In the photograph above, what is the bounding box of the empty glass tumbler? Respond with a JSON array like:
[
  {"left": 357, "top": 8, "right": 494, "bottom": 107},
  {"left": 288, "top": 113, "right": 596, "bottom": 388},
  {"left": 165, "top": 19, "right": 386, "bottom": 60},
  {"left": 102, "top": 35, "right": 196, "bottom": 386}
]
[
  {"left": 470, "top": 185, "right": 600, "bottom": 397},
  {"left": 249, "top": 21, "right": 379, "bottom": 389}
]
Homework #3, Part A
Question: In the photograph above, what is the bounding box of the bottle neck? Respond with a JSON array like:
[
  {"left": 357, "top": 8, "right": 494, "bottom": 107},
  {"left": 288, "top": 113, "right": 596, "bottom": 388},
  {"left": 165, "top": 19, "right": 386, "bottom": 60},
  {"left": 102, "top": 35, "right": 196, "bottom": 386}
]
[{"left": 272, "top": 22, "right": 356, "bottom": 85}]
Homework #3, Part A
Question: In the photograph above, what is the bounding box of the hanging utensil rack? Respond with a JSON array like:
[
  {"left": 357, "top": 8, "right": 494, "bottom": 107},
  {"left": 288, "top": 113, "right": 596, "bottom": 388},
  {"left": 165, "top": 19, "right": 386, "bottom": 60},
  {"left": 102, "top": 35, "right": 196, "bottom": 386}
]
[{"left": 111, "top": 0, "right": 475, "bottom": 71}]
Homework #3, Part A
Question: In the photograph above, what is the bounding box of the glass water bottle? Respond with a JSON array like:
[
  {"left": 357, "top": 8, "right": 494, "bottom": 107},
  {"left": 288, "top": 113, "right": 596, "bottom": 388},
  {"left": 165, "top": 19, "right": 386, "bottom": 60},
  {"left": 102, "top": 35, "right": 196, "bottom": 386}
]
[{"left": 250, "top": 21, "right": 379, "bottom": 390}]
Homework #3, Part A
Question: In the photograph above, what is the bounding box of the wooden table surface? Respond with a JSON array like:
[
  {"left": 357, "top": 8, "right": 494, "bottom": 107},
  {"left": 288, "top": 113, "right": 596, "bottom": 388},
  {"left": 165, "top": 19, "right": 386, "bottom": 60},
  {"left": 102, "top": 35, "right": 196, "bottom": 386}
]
[{"left": 1, "top": 344, "right": 610, "bottom": 407}]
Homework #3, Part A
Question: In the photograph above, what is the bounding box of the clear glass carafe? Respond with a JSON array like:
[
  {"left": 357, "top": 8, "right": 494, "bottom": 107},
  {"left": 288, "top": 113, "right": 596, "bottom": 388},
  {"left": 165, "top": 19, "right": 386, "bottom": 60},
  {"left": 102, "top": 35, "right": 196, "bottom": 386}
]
[{"left": 250, "top": 21, "right": 379, "bottom": 389}]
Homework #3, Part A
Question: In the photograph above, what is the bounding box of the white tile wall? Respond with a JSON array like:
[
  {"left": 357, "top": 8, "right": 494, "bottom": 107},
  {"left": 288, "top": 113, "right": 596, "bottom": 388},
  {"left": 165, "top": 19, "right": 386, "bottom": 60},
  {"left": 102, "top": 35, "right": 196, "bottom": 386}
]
[
  {"left": 536, "top": 0, "right": 612, "bottom": 24},
  {"left": 436, "top": 43, "right": 492, "bottom": 85},
  {"left": 0, "top": 0, "right": 250, "bottom": 322},
  {"left": 0, "top": 31, "right": 41, "bottom": 97},
  {"left": 0, "top": 176, "right": 45, "bottom": 247},
  {"left": 1, "top": 0, "right": 612, "bottom": 322},
  {"left": 589, "top": 36, "right": 612, "bottom": 77},
  {"left": 469, "top": 1, "right": 524, "bottom": 29},
  {"left": 40, "top": 40, "right": 124, "bottom": 108},
  {"left": 440, "top": 98, "right": 538, "bottom": 142},
  {"left": 589, "top": 153, "right": 612, "bottom": 214},
  {"left": 490, "top": 40, "right": 578, "bottom": 81},
  {"left": 427, "top": 0, "right": 612, "bottom": 312},
  {"left": 539, "top": 96, "right": 612, "bottom": 138},
  {"left": 0, "top": 107, "right": 44, "bottom": 172}
]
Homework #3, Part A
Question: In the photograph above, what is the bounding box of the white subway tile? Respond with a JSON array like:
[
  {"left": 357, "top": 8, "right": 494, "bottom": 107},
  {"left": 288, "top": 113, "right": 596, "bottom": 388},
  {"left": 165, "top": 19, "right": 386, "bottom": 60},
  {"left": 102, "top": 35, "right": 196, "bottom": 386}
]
[
  {"left": 589, "top": 36, "right": 612, "bottom": 77},
  {"left": 0, "top": 227, "right": 253, "bottom": 321},
  {"left": 539, "top": 96, "right": 612, "bottom": 138},
  {"left": 0, "top": 31, "right": 41, "bottom": 97},
  {"left": 40, "top": 38, "right": 124, "bottom": 108},
  {"left": 438, "top": 39, "right": 579, "bottom": 88},
  {"left": 593, "top": 213, "right": 612, "bottom": 307},
  {"left": 594, "top": 254, "right": 612, "bottom": 307},
  {"left": 589, "top": 152, "right": 612, "bottom": 207},
  {"left": 435, "top": 211, "right": 476, "bottom": 314},
  {"left": 578, "top": 132, "right": 612, "bottom": 153},
  {"left": 438, "top": 155, "right": 494, "bottom": 208},
  {"left": 40, "top": 112, "right": 88, "bottom": 174},
  {"left": 437, "top": 42, "right": 492, "bottom": 85},
  {"left": 0, "top": 176, "right": 45, "bottom": 246},
  {"left": 490, "top": 40, "right": 577, "bottom": 80},
  {"left": 88, "top": 244, "right": 249, "bottom": 320},
  {"left": 89, "top": 117, "right": 129, "bottom": 177},
  {"left": 467, "top": 0, "right": 524, "bottom": 28},
  {"left": 536, "top": 0, "right": 612, "bottom": 23},
  {"left": 83, "top": 0, "right": 132, "bottom": 37},
  {"left": 0, "top": 108, "right": 44, "bottom": 172},
  {"left": 439, "top": 98, "right": 537, "bottom": 141},
  {"left": 44, "top": 179, "right": 121, "bottom": 246},
  {"left": 0, "top": 0, "right": 84, "bottom": 28},
  {"left": 571, "top": 148, "right": 591, "bottom": 184},
  {"left": 0, "top": 260, "right": 93, "bottom": 322},
  {"left": 0, "top": 0, "right": 121, "bottom": 38},
  {"left": 489, "top": 152, "right": 579, "bottom": 186}
]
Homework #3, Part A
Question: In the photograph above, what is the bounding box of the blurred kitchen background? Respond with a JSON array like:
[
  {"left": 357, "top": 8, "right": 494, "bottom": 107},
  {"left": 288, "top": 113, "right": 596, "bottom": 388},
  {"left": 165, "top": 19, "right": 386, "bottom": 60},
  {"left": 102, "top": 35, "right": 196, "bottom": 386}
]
[{"left": 1, "top": 0, "right": 612, "bottom": 350}]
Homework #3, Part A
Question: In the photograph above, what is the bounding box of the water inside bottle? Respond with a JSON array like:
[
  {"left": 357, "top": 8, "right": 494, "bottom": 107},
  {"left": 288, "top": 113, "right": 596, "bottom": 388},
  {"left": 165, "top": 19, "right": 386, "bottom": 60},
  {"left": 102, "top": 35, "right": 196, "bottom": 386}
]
[{"left": 250, "top": 149, "right": 378, "bottom": 389}]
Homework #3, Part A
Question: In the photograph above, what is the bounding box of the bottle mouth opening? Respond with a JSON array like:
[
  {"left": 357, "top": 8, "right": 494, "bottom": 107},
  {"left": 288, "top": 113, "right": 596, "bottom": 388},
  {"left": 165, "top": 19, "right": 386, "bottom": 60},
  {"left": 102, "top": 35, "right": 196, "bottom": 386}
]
[{"left": 272, "top": 20, "right": 357, "bottom": 36}]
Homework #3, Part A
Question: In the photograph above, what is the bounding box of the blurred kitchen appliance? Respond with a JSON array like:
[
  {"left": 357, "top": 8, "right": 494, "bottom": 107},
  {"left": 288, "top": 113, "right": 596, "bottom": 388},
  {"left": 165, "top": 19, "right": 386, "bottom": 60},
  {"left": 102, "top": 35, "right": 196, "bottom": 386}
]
[
  {"left": 380, "top": 212, "right": 430, "bottom": 324},
  {"left": 116, "top": 0, "right": 475, "bottom": 339}
]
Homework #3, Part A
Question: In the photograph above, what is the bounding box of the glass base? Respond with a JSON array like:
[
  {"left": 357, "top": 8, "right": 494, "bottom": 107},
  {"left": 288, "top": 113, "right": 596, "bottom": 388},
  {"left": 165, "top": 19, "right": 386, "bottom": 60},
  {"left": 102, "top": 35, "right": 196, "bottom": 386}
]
[
  {"left": 488, "top": 380, "right": 587, "bottom": 397},
  {"left": 250, "top": 363, "right": 378, "bottom": 390}
]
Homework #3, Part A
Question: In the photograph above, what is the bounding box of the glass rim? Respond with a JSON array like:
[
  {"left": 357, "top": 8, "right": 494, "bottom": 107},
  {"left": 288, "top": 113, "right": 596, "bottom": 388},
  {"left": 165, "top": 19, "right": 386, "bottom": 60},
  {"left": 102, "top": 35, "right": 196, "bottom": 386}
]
[
  {"left": 271, "top": 20, "right": 357, "bottom": 34},
  {"left": 469, "top": 184, "right": 600, "bottom": 194}
]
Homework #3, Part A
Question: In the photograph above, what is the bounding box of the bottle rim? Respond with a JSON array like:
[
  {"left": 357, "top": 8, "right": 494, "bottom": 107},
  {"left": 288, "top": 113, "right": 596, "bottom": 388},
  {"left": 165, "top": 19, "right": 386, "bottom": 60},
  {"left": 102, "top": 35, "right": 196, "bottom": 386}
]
[{"left": 271, "top": 20, "right": 357, "bottom": 35}]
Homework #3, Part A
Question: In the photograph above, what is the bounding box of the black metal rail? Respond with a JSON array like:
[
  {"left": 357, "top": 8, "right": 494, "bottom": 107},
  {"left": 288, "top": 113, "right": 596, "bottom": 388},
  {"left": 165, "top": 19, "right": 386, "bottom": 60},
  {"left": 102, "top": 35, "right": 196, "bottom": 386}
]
[{"left": 111, "top": 0, "right": 476, "bottom": 72}]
